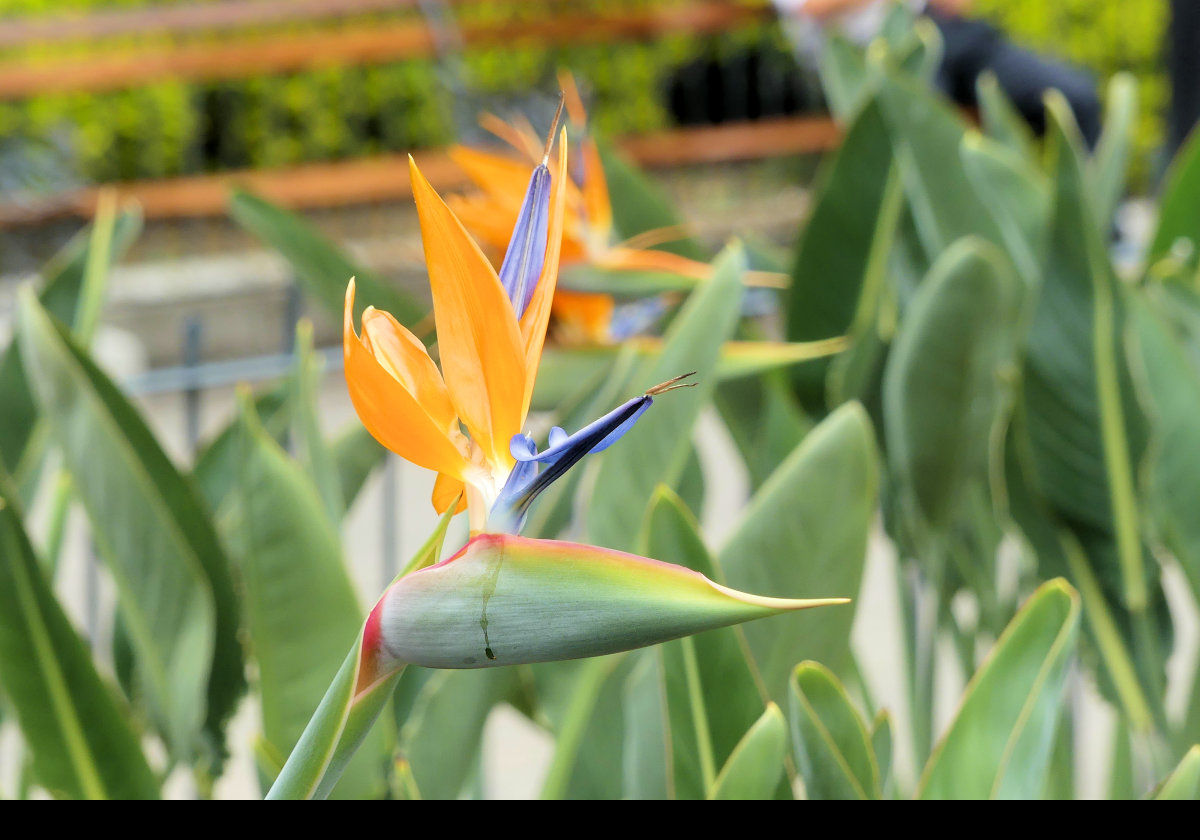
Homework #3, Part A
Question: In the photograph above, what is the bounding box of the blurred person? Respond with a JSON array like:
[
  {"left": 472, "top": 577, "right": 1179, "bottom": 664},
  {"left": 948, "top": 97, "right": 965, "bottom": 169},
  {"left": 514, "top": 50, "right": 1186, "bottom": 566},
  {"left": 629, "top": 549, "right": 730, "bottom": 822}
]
[
  {"left": 1167, "top": 0, "right": 1200, "bottom": 158},
  {"left": 773, "top": 0, "right": 1102, "bottom": 147}
]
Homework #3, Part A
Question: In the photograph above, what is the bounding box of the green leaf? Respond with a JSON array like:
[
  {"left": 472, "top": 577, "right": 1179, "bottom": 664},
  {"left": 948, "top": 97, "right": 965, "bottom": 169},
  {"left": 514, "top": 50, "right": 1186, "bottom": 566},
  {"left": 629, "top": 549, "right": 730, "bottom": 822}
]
[
  {"left": 1091, "top": 72, "right": 1138, "bottom": 226},
  {"left": 16, "top": 290, "right": 244, "bottom": 764},
  {"left": 217, "top": 395, "right": 387, "bottom": 799},
  {"left": 883, "top": 237, "right": 1021, "bottom": 530},
  {"left": 875, "top": 70, "right": 1005, "bottom": 262},
  {"left": 537, "top": 654, "right": 629, "bottom": 800},
  {"left": 917, "top": 579, "right": 1080, "bottom": 799},
  {"left": 870, "top": 710, "right": 894, "bottom": 796},
  {"left": 622, "top": 653, "right": 670, "bottom": 800},
  {"left": 400, "top": 668, "right": 518, "bottom": 799},
  {"left": 0, "top": 206, "right": 141, "bottom": 480},
  {"left": 587, "top": 244, "right": 744, "bottom": 551},
  {"left": 708, "top": 704, "right": 788, "bottom": 800},
  {"left": 818, "top": 34, "right": 874, "bottom": 121},
  {"left": 642, "top": 488, "right": 769, "bottom": 799},
  {"left": 975, "top": 71, "right": 1035, "bottom": 159},
  {"left": 786, "top": 97, "right": 900, "bottom": 410},
  {"left": 1153, "top": 745, "right": 1200, "bottom": 799},
  {"left": 1127, "top": 293, "right": 1200, "bottom": 602},
  {"left": 960, "top": 132, "right": 1049, "bottom": 285},
  {"left": 228, "top": 188, "right": 424, "bottom": 326},
  {"left": 788, "top": 661, "right": 880, "bottom": 800},
  {"left": 0, "top": 483, "right": 158, "bottom": 800},
  {"left": 191, "top": 382, "right": 291, "bottom": 512},
  {"left": 715, "top": 372, "right": 813, "bottom": 491},
  {"left": 718, "top": 402, "right": 879, "bottom": 699},
  {"left": 288, "top": 321, "right": 346, "bottom": 523},
  {"left": 265, "top": 640, "right": 400, "bottom": 800},
  {"left": 331, "top": 424, "right": 386, "bottom": 514},
  {"left": 595, "top": 138, "right": 705, "bottom": 261},
  {"left": 1018, "top": 97, "right": 1167, "bottom": 716},
  {"left": 1146, "top": 121, "right": 1200, "bottom": 280},
  {"left": 267, "top": 512, "right": 455, "bottom": 800}
]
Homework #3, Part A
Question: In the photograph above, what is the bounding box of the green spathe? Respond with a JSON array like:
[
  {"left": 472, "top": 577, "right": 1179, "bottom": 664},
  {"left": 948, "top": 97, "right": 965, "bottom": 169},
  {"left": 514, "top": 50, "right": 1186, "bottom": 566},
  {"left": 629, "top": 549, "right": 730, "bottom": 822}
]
[{"left": 373, "top": 533, "right": 849, "bottom": 670}]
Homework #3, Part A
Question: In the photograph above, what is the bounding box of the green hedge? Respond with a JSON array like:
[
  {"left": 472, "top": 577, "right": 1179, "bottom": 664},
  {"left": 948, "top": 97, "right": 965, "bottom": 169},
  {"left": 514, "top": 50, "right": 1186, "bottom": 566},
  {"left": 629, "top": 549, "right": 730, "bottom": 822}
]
[
  {"left": 0, "top": 1, "right": 786, "bottom": 183},
  {"left": 977, "top": 0, "right": 1168, "bottom": 186},
  {"left": 0, "top": 1, "right": 1171, "bottom": 186}
]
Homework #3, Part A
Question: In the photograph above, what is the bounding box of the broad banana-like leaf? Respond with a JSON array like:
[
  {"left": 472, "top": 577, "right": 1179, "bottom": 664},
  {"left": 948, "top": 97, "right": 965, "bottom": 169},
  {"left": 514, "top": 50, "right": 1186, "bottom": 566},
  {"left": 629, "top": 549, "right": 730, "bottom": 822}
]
[
  {"left": 1145, "top": 123, "right": 1200, "bottom": 281},
  {"left": 16, "top": 290, "right": 244, "bottom": 765},
  {"left": 719, "top": 402, "right": 878, "bottom": 699},
  {"left": 1153, "top": 745, "right": 1200, "bottom": 800},
  {"left": 818, "top": 33, "right": 874, "bottom": 121},
  {"left": 371, "top": 533, "right": 847, "bottom": 670},
  {"left": 788, "top": 661, "right": 881, "bottom": 800},
  {"left": 715, "top": 372, "right": 813, "bottom": 491},
  {"left": 975, "top": 71, "right": 1034, "bottom": 159},
  {"left": 883, "top": 237, "right": 1021, "bottom": 531},
  {"left": 630, "top": 488, "right": 772, "bottom": 799},
  {"left": 960, "top": 132, "right": 1049, "bottom": 285},
  {"left": 228, "top": 188, "right": 425, "bottom": 326},
  {"left": 786, "top": 97, "right": 899, "bottom": 411},
  {"left": 870, "top": 710, "right": 894, "bottom": 796},
  {"left": 192, "top": 382, "right": 291, "bottom": 511},
  {"left": 1091, "top": 73, "right": 1138, "bottom": 226},
  {"left": 918, "top": 579, "right": 1080, "bottom": 799},
  {"left": 218, "top": 396, "right": 388, "bottom": 799},
  {"left": 331, "top": 424, "right": 386, "bottom": 513},
  {"left": 536, "top": 654, "right": 630, "bottom": 800},
  {"left": 708, "top": 704, "right": 788, "bottom": 800},
  {"left": 0, "top": 482, "right": 158, "bottom": 800},
  {"left": 623, "top": 653, "right": 671, "bottom": 799},
  {"left": 0, "top": 206, "right": 141, "bottom": 481},
  {"left": 1018, "top": 97, "right": 1168, "bottom": 715},
  {"left": 588, "top": 244, "right": 744, "bottom": 551},
  {"left": 399, "top": 667, "right": 519, "bottom": 800},
  {"left": 267, "top": 510, "right": 455, "bottom": 800},
  {"left": 875, "top": 70, "right": 1005, "bottom": 263},
  {"left": 1128, "top": 291, "right": 1200, "bottom": 603},
  {"left": 288, "top": 321, "right": 346, "bottom": 524}
]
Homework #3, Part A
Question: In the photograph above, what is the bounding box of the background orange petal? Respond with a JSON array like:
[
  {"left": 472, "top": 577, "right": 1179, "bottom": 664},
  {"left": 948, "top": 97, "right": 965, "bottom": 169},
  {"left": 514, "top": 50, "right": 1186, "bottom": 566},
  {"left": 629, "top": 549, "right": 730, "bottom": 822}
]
[
  {"left": 580, "top": 138, "right": 613, "bottom": 237},
  {"left": 344, "top": 281, "right": 469, "bottom": 477}
]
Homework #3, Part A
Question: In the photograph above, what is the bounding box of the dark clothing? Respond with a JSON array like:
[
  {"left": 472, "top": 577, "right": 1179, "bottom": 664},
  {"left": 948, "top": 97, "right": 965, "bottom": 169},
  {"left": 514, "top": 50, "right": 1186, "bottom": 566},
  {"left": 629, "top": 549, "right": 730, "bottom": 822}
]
[
  {"left": 1168, "top": 0, "right": 1200, "bottom": 157},
  {"left": 929, "top": 11, "right": 1102, "bottom": 148}
]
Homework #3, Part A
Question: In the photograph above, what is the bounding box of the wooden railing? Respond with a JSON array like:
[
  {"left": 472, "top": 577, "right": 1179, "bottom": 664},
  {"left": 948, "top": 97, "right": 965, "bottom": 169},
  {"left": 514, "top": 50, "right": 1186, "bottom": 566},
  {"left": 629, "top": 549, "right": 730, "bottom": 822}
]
[
  {"left": 0, "top": 0, "right": 775, "bottom": 99},
  {"left": 0, "top": 0, "right": 840, "bottom": 228}
]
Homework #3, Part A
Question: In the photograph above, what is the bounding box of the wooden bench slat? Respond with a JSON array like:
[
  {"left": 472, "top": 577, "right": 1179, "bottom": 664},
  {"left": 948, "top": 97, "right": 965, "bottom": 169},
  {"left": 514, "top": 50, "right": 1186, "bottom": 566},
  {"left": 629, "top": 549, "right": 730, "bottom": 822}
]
[
  {"left": 0, "top": 115, "right": 840, "bottom": 228},
  {"left": 0, "top": 1, "right": 772, "bottom": 100}
]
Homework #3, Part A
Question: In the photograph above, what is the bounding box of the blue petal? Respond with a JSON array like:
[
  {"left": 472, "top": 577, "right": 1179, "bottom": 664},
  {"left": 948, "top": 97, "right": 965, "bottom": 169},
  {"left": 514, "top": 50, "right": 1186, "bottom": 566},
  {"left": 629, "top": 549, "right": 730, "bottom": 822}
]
[
  {"left": 498, "top": 163, "right": 551, "bottom": 319},
  {"left": 609, "top": 296, "right": 670, "bottom": 341},
  {"left": 491, "top": 394, "right": 654, "bottom": 534}
]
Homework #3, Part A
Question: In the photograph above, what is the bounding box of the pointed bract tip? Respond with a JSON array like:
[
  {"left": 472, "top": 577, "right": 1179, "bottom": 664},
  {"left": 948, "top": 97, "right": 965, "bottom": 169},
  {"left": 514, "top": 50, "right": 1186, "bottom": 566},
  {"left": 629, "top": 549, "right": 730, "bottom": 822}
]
[
  {"left": 543, "top": 92, "right": 566, "bottom": 164},
  {"left": 645, "top": 371, "right": 698, "bottom": 396}
]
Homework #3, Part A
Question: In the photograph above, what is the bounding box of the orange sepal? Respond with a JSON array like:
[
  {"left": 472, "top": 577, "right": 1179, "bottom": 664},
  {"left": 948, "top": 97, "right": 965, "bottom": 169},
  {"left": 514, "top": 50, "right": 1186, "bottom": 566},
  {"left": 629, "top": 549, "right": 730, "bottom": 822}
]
[
  {"left": 432, "top": 472, "right": 469, "bottom": 515},
  {"left": 343, "top": 280, "right": 470, "bottom": 477}
]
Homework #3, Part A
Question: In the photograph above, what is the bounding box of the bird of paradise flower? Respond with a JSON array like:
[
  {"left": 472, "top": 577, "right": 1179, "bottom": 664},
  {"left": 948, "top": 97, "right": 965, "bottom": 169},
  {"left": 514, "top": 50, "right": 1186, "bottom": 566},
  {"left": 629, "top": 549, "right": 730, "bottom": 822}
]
[{"left": 269, "top": 110, "right": 847, "bottom": 800}]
